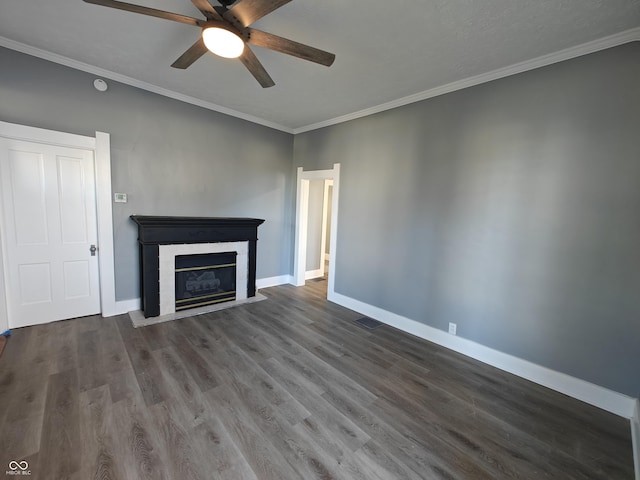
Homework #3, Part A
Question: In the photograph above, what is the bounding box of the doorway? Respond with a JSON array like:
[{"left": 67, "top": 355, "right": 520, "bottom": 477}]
[
  {"left": 293, "top": 164, "right": 340, "bottom": 302},
  {"left": 304, "top": 178, "right": 333, "bottom": 281},
  {"left": 0, "top": 121, "right": 116, "bottom": 330}
]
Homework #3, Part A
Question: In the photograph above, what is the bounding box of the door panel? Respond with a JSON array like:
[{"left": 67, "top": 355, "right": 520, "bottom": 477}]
[
  {"left": 9, "top": 149, "right": 49, "bottom": 246},
  {"left": 0, "top": 138, "right": 100, "bottom": 327},
  {"left": 18, "top": 263, "right": 52, "bottom": 304},
  {"left": 58, "top": 156, "right": 89, "bottom": 244}
]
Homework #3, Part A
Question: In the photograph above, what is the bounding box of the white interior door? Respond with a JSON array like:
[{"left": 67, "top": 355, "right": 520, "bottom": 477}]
[{"left": 0, "top": 137, "right": 100, "bottom": 328}]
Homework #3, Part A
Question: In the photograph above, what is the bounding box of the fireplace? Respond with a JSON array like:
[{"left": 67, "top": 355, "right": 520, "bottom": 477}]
[
  {"left": 130, "top": 216, "right": 264, "bottom": 318},
  {"left": 175, "top": 251, "right": 237, "bottom": 311}
]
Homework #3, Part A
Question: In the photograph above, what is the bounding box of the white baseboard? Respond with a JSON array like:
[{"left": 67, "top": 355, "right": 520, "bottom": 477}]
[
  {"left": 329, "top": 290, "right": 636, "bottom": 419},
  {"left": 256, "top": 274, "right": 293, "bottom": 289},
  {"left": 632, "top": 399, "right": 640, "bottom": 480},
  {"left": 305, "top": 268, "right": 324, "bottom": 280}
]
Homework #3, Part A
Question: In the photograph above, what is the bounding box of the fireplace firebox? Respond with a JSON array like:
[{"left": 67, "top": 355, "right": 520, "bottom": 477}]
[
  {"left": 175, "top": 252, "right": 237, "bottom": 311},
  {"left": 130, "top": 216, "right": 265, "bottom": 318}
]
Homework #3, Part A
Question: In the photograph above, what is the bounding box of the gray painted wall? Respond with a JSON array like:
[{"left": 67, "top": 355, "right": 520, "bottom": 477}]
[
  {"left": 2, "top": 42, "right": 639, "bottom": 398},
  {"left": 306, "top": 179, "right": 324, "bottom": 271},
  {"left": 0, "top": 47, "right": 294, "bottom": 302},
  {"left": 293, "top": 43, "right": 640, "bottom": 397}
]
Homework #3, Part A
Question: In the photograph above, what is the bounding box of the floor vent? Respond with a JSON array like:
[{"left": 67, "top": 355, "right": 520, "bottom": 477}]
[{"left": 355, "top": 316, "right": 384, "bottom": 329}]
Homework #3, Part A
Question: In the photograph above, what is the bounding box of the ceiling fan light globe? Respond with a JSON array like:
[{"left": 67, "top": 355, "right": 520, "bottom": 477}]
[{"left": 202, "top": 27, "right": 244, "bottom": 59}]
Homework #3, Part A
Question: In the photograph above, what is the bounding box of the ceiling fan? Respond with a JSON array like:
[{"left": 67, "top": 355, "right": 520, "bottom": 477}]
[{"left": 83, "top": 0, "right": 336, "bottom": 87}]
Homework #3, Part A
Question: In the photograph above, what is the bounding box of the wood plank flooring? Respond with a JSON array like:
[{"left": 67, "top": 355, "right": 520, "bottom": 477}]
[{"left": 0, "top": 277, "right": 634, "bottom": 479}]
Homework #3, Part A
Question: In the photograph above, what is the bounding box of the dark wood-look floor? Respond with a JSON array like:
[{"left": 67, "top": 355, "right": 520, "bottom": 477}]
[{"left": 0, "top": 277, "right": 634, "bottom": 479}]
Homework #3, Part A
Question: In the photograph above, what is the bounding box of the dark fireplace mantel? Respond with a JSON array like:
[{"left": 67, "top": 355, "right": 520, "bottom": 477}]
[{"left": 131, "top": 215, "right": 265, "bottom": 318}]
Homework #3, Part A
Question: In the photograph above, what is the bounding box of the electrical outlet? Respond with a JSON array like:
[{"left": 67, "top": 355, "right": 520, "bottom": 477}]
[{"left": 448, "top": 322, "right": 457, "bottom": 335}]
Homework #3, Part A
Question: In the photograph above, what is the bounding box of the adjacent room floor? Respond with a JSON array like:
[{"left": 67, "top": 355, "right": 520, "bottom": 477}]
[{"left": 0, "top": 277, "right": 634, "bottom": 479}]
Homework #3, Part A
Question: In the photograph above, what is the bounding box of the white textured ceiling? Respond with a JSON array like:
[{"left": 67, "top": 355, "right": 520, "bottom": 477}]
[{"left": 1, "top": 0, "right": 639, "bottom": 131}]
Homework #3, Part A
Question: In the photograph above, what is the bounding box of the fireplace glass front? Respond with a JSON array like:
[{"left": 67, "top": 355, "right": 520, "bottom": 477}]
[{"left": 175, "top": 252, "right": 237, "bottom": 311}]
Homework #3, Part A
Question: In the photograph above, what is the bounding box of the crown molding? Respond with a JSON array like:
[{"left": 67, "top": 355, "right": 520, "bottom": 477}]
[
  {"left": 294, "top": 27, "right": 640, "bottom": 134},
  {"left": 2, "top": 27, "right": 639, "bottom": 136},
  {"left": 0, "top": 36, "right": 293, "bottom": 134}
]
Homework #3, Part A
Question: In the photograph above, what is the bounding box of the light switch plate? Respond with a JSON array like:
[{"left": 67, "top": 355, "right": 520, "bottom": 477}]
[{"left": 114, "top": 193, "right": 127, "bottom": 203}]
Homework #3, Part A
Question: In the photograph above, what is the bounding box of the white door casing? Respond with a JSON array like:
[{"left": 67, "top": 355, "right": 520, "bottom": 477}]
[
  {"left": 0, "top": 138, "right": 100, "bottom": 327},
  {"left": 319, "top": 179, "right": 334, "bottom": 275}
]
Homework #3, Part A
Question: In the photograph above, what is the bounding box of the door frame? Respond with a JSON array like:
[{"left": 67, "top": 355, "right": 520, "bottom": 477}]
[
  {"left": 318, "top": 179, "right": 333, "bottom": 277},
  {"left": 293, "top": 164, "right": 340, "bottom": 301},
  {"left": 0, "top": 121, "right": 117, "bottom": 330}
]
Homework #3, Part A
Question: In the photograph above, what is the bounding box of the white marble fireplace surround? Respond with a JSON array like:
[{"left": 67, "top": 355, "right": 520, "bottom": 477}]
[
  {"left": 159, "top": 241, "right": 248, "bottom": 316},
  {"left": 129, "top": 239, "right": 266, "bottom": 329}
]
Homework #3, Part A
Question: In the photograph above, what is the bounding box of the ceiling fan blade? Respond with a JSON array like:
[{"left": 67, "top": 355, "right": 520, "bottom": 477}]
[
  {"left": 171, "top": 38, "right": 209, "bottom": 69},
  {"left": 226, "top": 0, "right": 292, "bottom": 28},
  {"left": 190, "top": 0, "right": 223, "bottom": 20},
  {"left": 248, "top": 29, "right": 335, "bottom": 66},
  {"left": 83, "top": 0, "right": 204, "bottom": 27},
  {"left": 239, "top": 46, "right": 275, "bottom": 88}
]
